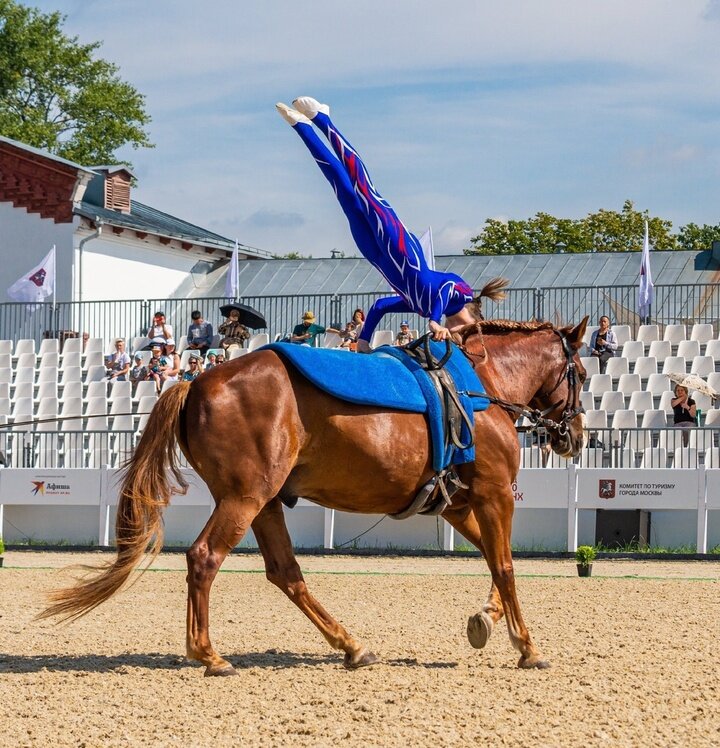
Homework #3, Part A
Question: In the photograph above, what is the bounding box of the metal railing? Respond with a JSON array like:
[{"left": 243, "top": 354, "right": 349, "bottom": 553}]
[
  {"left": 520, "top": 427, "right": 720, "bottom": 469},
  {"left": 1, "top": 282, "right": 718, "bottom": 348}
]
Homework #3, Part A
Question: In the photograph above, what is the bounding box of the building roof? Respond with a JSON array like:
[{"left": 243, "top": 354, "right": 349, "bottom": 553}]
[
  {"left": 201, "top": 248, "right": 720, "bottom": 298},
  {"left": 74, "top": 200, "right": 268, "bottom": 257}
]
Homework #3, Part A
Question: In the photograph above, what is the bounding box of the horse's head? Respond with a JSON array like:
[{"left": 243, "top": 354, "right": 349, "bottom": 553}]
[{"left": 529, "top": 317, "right": 589, "bottom": 458}]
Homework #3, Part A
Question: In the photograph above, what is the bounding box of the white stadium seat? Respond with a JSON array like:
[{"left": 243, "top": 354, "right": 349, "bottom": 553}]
[
  {"left": 704, "top": 447, "right": 720, "bottom": 468},
  {"left": 370, "top": 330, "right": 394, "bottom": 348},
  {"left": 0, "top": 340, "right": 12, "bottom": 355},
  {"left": 690, "top": 356, "right": 714, "bottom": 377},
  {"left": 599, "top": 391, "right": 625, "bottom": 415},
  {"left": 640, "top": 447, "right": 667, "bottom": 468},
  {"left": 605, "top": 357, "right": 629, "bottom": 380},
  {"left": 690, "top": 324, "right": 714, "bottom": 346},
  {"left": 634, "top": 357, "right": 658, "bottom": 379},
  {"left": 13, "top": 339, "right": 35, "bottom": 357},
  {"left": 677, "top": 340, "right": 701, "bottom": 360},
  {"left": 617, "top": 373, "right": 641, "bottom": 398},
  {"left": 636, "top": 325, "right": 659, "bottom": 349},
  {"left": 620, "top": 340, "right": 644, "bottom": 365},
  {"left": 628, "top": 391, "right": 653, "bottom": 413},
  {"left": 613, "top": 325, "right": 632, "bottom": 348},
  {"left": 704, "top": 340, "right": 720, "bottom": 362},
  {"left": 663, "top": 324, "right": 686, "bottom": 345},
  {"left": 579, "top": 356, "right": 599, "bottom": 378},
  {"left": 648, "top": 340, "right": 672, "bottom": 361},
  {"left": 580, "top": 448, "right": 604, "bottom": 468},
  {"left": 661, "top": 356, "right": 686, "bottom": 375},
  {"left": 61, "top": 337, "right": 83, "bottom": 356},
  {"left": 248, "top": 333, "right": 270, "bottom": 352}
]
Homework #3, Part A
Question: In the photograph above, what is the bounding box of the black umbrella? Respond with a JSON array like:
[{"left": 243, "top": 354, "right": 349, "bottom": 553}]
[{"left": 219, "top": 302, "right": 267, "bottom": 329}]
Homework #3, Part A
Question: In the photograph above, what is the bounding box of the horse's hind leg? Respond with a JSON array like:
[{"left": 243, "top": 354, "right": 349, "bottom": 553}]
[
  {"left": 186, "top": 498, "right": 263, "bottom": 677},
  {"left": 442, "top": 505, "right": 504, "bottom": 650},
  {"left": 470, "top": 482, "right": 550, "bottom": 669},
  {"left": 252, "top": 498, "right": 378, "bottom": 669}
]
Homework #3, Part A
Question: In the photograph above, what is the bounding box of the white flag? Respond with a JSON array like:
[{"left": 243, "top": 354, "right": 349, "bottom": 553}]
[
  {"left": 7, "top": 246, "right": 56, "bottom": 304},
  {"left": 638, "top": 221, "right": 653, "bottom": 319},
  {"left": 224, "top": 239, "right": 239, "bottom": 300},
  {"left": 418, "top": 226, "right": 435, "bottom": 270}
]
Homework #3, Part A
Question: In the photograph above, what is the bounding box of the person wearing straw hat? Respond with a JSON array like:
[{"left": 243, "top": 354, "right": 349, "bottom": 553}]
[{"left": 290, "top": 311, "right": 339, "bottom": 346}]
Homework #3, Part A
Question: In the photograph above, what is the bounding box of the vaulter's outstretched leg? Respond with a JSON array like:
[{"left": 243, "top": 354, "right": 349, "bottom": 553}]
[
  {"left": 293, "top": 96, "right": 424, "bottom": 272},
  {"left": 252, "top": 498, "right": 378, "bottom": 669},
  {"left": 186, "top": 498, "right": 264, "bottom": 676},
  {"left": 276, "top": 103, "right": 383, "bottom": 267}
]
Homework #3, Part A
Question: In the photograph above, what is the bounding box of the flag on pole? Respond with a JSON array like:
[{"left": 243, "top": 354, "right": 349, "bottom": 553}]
[
  {"left": 638, "top": 222, "right": 653, "bottom": 320},
  {"left": 418, "top": 226, "right": 435, "bottom": 270},
  {"left": 224, "top": 239, "right": 239, "bottom": 300},
  {"left": 7, "top": 245, "right": 56, "bottom": 304}
]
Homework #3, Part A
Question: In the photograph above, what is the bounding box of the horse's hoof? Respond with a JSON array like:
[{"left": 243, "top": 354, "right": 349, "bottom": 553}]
[
  {"left": 467, "top": 611, "right": 493, "bottom": 649},
  {"left": 343, "top": 649, "right": 379, "bottom": 669},
  {"left": 204, "top": 663, "right": 238, "bottom": 677},
  {"left": 517, "top": 655, "right": 551, "bottom": 669}
]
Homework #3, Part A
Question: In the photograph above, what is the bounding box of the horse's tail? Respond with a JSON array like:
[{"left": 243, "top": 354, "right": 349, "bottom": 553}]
[{"left": 39, "top": 381, "right": 193, "bottom": 622}]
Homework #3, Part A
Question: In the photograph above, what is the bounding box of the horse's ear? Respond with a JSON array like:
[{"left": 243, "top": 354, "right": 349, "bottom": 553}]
[{"left": 566, "top": 316, "right": 589, "bottom": 351}]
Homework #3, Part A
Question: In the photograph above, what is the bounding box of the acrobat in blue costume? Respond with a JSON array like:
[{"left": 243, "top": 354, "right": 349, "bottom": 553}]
[{"left": 277, "top": 97, "right": 475, "bottom": 346}]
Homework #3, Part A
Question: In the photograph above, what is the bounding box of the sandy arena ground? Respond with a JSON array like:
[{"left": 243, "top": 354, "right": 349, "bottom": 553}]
[{"left": 1, "top": 552, "right": 718, "bottom": 747}]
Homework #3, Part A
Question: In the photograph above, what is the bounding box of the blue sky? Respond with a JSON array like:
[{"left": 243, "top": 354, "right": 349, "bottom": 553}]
[{"left": 30, "top": 0, "right": 720, "bottom": 256}]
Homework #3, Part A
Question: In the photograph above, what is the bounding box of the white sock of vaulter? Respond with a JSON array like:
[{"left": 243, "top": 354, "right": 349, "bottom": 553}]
[
  {"left": 292, "top": 97, "right": 330, "bottom": 120},
  {"left": 275, "top": 103, "right": 311, "bottom": 126}
]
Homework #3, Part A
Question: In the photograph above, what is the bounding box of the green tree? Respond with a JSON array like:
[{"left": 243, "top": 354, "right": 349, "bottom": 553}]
[
  {"left": 0, "top": 0, "right": 152, "bottom": 165},
  {"left": 677, "top": 222, "right": 720, "bottom": 252},
  {"left": 273, "top": 251, "right": 313, "bottom": 260},
  {"left": 465, "top": 200, "right": 678, "bottom": 255}
]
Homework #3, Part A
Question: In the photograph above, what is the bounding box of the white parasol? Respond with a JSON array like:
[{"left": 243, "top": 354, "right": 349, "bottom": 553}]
[{"left": 665, "top": 372, "right": 718, "bottom": 400}]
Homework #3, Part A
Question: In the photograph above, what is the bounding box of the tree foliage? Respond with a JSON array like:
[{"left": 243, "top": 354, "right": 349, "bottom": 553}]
[
  {"left": 465, "top": 200, "right": 719, "bottom": 255},
  {"left": 0, "top": 0, "right": 152, "bottom": 165}
]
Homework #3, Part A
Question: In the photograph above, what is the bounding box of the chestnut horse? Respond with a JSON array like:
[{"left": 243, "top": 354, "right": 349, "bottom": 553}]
[{"left": 43, "top": 313, "right": 588, "bottom": 676}]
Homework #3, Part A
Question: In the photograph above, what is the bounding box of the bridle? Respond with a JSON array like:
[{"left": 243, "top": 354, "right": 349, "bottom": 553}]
[{"left": 460, "top": 327, "right": 584, "bottom": 436}]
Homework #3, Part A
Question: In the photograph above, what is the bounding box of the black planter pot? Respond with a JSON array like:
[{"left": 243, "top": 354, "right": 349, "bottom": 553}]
[
  {"left": 576, "top": 563, "right": 592, "bottom": 577},
  {"left": 0, "top": 557, "right": 4, "bottom": 568}
]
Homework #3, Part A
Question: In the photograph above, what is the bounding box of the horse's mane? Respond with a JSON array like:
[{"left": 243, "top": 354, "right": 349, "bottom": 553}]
[{"left": 457, "top": 319, "right": 555, "bottom": 343}]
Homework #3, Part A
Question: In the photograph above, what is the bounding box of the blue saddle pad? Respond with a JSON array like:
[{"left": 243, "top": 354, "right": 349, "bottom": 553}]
[{"left": 263, "top": 341, "right": 489, "bottom": 471}]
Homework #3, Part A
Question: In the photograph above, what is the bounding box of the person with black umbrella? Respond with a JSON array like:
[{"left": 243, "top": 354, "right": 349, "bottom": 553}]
[{"left": 218, "top": 308, "right": 251, "bottom": 352}]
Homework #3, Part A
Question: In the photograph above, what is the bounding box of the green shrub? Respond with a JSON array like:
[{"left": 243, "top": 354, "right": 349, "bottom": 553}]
[
  {"left": 0, "top": 538, "right": 4, "bottom": 555},
  {"left": 575, "top": 545, "right": 596, "bottom": 566}
]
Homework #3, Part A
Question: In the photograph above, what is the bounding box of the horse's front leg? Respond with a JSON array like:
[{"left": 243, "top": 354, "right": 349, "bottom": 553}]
[
  {"left": 469, "top": 480, "right": 550, "bottom": 669},
  {"left": 252, "top": 498, "right": 378, "bottom": 669},
  {"left": 442, "top": 504, "right": 505, "bottom": 650},
  {"left": 186, "top": 497, "right": 263, "bottom": 677}
]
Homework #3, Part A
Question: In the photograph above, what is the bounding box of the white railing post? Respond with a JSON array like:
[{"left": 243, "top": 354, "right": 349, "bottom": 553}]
[
  {"left": 696, "top": 465, "right": 708, "bottom": 554},
  {"left": 323, "top": 508, "right": 335, "bottom": 549},
  {"left": 98, "top": 465, "right": 111, "bottom": 547},
  {"left": 442, "top": 519, "right": 454, "bottom": 551},
  {"left": 566, "top": 463, "right": 578, "bottom": 552}
]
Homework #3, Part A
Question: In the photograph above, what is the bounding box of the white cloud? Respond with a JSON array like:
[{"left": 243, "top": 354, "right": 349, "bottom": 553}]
[{"left": 27, "top": 0, "right": 720, "bottom": 255}]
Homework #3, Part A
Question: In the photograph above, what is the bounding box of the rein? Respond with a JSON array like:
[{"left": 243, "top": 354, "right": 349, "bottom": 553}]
[
  {"left": 457, "top": 327, "right": 583, "bottom": 435},
  {"left": 0, "top": 411, "right": 152, "bottom": 430}
]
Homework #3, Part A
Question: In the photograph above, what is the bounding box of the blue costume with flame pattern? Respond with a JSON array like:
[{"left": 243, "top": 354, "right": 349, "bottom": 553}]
[{"left": 288, "top": 110, "right": 474, "bottom": 343}]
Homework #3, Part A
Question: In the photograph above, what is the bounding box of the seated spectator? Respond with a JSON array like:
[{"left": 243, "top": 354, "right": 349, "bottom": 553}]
[
  {"left": 339, "top": 308, "right": 365, "bottom": 349},
  {"left": 218, "top": 309, "right": 251, "bottom": 352},
  {"left": 672, "top": 385, "right": 696, "bottom": 446},
  {"left": 215, "top": 351, "right": 226, "bottom": 365},
  {"left": 290, "top": 311, "right": 339, "bottom": 346},
  {"left": 181, "top": 352, "right": 203, "bottom": 381},
  {"left": 187, "top": 310, "right": 213, "bottom": 356},
  {"left": 395, "top": 321, "right": 415, "bottom": 346},
  {"left": 129, "top": 353, "right": 147, "bottom": 388},
  {"left": 161, "top": 340, "right": 181, "bottom": 382},
  {"left": 145, "top": 310, "right": 174, "bottom": 349},
  {"left": 205, "top": 351, "right": 217, "bottom": 369},
  {"left": 146, "top": 344, "right": 164, "bottom": 392},
  {"left": 105, "top": 338, "right": 131, "bottom": 381},
  {"left": 82, "top": 331, "right": 89, "bottom": 352},
  {"left": 589, "top": 315, "right": 617, "bottom": 374}
]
